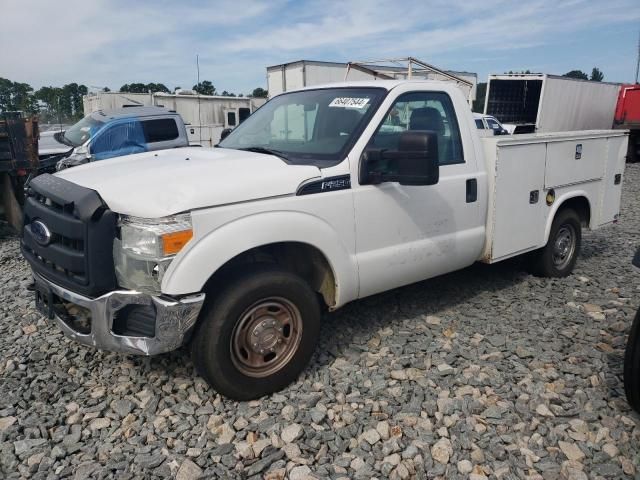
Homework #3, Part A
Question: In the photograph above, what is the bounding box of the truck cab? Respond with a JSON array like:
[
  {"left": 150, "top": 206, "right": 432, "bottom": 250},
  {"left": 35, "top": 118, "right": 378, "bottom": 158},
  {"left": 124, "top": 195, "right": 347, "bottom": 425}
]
[{"left": 38, "top": 106, "right": 189, "bottom": 171}]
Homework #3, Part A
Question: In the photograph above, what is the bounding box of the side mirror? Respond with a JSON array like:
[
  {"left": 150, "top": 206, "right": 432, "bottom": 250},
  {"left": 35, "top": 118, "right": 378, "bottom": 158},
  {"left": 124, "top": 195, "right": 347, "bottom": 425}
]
[
  {"left": 220, "top": 128, "right": 232, "bottom": 141},
  {"left": 360, "top": 131, "right": 439, "bottom": 186}
]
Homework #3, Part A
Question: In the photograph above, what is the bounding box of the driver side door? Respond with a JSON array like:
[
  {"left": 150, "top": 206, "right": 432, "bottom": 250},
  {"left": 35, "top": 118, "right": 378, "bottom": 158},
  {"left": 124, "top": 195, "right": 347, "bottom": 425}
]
[
  {"left": 90, "top": 120, "right": 147, "bottom": 161},
  {"left": 353, "top": 90, "right": 485, "bottom": 298}
]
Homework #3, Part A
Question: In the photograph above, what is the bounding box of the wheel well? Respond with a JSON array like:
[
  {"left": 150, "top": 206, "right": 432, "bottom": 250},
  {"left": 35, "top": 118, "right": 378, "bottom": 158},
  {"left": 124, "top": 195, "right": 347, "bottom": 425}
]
[
  {"left": 558, "top": 196, "right": 590, "bottom": 227},
  {"left": 203, "top": 242, "right": 336, "bottom": 308}
]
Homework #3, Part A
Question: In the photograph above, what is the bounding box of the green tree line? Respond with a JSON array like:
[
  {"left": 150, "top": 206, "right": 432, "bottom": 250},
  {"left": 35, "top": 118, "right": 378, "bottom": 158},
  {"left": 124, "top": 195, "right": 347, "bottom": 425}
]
[
  {"left": 563, "top": 67, "right": 604, "bottom": 81},
  {"left": 0, "top": 78, "right": 88, "bottom": 123},
  {"left": 1, "top": 78, "right": 269, "bottom": 123}
]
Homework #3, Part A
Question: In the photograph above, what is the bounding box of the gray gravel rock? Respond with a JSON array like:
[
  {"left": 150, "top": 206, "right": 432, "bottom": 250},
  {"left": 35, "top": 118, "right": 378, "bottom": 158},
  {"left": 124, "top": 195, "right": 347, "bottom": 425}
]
[
  {"left": 281, "top": 423, "right": 303, "bottom": 443},
  {"left": 1, "top": 165, "right": 640, "bottom": 478},
  {"left": 176, "top": 458, "right": 202, "bottom": 480}
]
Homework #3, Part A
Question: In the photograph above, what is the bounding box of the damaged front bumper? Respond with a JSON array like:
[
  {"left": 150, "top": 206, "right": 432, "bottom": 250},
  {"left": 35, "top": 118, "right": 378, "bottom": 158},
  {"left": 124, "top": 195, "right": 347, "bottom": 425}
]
[{"left": 33, "top": 272, "right": 205, "bottom": 356}]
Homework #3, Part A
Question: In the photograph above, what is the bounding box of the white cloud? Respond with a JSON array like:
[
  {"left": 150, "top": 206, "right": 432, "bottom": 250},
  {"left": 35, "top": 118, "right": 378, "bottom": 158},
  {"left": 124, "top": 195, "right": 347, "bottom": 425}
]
[
  {"left": 0, "top": 0, "right": 638, "bottom": 92},
  {"left": 221, "top": 0, "right": 639, "bottom": 57},
  {"left": 0, "top": 0, "right": 275, "bottom": 88}
]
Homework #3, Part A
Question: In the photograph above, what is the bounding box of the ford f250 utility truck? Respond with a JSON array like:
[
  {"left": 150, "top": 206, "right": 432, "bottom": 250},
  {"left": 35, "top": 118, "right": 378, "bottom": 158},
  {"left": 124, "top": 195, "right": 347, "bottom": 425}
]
[{"left": 21, "top": 80, "right": 628, "bottom": 400}]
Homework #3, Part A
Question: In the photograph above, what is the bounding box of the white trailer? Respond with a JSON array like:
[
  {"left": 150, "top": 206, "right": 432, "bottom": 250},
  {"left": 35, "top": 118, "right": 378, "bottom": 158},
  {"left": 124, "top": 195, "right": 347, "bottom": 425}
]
[
  {"left": 267, "top": 59, "right": 477, "bottom": 104},
  {"left": 484, "top": 74, "right": 620, "bottom": 134},
  {"left": 83, "top": 92, "right": 267, "bottom": 146}
]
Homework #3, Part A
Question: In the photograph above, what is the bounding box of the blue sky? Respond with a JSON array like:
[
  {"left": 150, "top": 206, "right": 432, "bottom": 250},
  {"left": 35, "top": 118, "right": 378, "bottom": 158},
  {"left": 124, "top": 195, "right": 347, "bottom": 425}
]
[{"left": 1, "top": 0, "right": 639, "bottom": 94}]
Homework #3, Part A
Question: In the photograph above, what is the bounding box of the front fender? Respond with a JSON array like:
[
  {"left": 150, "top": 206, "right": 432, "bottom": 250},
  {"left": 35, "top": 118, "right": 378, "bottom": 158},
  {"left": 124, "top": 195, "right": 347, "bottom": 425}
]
[{"left": 161, "top": 210, "right": 358, "bottom": 307}]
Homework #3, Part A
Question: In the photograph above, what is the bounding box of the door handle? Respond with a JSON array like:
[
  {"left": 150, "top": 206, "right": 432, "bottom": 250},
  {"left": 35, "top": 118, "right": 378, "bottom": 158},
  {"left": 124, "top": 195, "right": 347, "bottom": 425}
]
[{"left": 466, "top": 178, "right": 477, "bottom": 203}]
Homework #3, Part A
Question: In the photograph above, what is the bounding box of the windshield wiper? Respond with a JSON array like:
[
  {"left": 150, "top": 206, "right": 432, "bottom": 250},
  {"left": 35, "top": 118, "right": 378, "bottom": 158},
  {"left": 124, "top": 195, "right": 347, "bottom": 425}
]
[{"left": 237, "top": 146, "right": 288, "bottom": 160}]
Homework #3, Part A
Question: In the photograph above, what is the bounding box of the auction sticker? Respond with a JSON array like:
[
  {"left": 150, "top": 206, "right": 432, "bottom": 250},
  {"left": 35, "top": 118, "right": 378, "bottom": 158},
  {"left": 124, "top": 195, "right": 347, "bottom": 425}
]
[{"left": 329, "top": 97, "right": 369, "bottom": 109}]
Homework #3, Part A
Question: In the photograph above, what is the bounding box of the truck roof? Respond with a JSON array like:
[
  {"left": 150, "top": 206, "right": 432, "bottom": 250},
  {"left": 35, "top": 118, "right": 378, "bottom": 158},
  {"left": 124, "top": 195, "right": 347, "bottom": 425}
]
[{"left": 91, "top": 106, "right": 177, "bottom": 121}]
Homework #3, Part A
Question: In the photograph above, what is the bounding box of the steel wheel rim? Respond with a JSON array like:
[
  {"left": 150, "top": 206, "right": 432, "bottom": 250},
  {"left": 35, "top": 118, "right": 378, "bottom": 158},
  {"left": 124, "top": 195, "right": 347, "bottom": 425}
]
[
  {"left": 230, "top": 297, "right": 303, "bottom": 378},
  {"left": 552, "top": 224, "right": 576, "bottom": 269}
]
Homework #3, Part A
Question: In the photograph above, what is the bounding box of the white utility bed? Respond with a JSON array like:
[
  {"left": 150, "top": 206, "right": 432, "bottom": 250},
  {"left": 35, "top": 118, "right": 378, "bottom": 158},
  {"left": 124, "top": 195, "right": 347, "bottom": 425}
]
[{"left": 481, "top": 130, "right": 628, "bottom": 263}]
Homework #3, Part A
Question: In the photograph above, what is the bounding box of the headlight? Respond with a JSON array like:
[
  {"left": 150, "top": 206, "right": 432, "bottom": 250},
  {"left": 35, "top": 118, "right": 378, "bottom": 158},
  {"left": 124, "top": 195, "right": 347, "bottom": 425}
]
[
  {"left": 56, "top": 146, "right": 91, "bottom": 171},
  {"left": 120, "top": 214, "right": 193, "bottom": 259},
  {"left": 114, "top": 214, "right": 193, "bottom": 294}
]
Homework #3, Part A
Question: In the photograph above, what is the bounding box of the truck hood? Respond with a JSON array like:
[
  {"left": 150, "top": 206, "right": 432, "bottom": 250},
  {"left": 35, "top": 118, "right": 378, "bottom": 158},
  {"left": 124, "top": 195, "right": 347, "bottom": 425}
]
[
  {"left": 54, "top": 147, "right": 322, "bottom": 217},
  {"left": 39, "top": 130, "right": 73, "bottom": 156}
]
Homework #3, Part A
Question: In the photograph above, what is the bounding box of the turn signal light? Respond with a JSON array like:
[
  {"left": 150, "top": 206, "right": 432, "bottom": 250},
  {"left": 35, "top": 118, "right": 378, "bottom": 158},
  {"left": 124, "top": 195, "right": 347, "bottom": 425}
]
[
  {"left": 546, "top": 190, "right": 556, "bottom": 206},
  {"left": 162, "top": 230, "right": 193, "bottom": 256}
]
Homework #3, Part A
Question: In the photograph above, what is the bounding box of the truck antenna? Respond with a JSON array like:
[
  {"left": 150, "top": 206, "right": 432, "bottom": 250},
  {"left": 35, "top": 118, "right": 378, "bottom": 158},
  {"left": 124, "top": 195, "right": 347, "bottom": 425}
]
[{"left": 197, "top": 54, "right": 203, "bottom": 145}]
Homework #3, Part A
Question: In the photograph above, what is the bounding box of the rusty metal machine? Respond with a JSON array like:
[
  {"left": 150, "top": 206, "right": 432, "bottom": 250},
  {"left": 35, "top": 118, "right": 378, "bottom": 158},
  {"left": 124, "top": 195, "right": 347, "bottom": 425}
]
[{"left": 0, "top": 114, "right": 39, "bottom": 231}]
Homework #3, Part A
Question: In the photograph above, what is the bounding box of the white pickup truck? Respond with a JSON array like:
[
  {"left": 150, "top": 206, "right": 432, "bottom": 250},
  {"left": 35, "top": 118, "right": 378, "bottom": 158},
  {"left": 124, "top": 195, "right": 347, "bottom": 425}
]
[{"left": 21, "top": 80, "right": 627, "bottom": 399}]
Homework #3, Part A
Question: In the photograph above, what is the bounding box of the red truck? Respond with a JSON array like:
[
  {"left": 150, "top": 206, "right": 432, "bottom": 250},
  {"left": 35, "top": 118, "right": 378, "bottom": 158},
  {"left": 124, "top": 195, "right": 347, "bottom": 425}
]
[{"left": 614, "top": 84, "right": 640, "bottom": 162}]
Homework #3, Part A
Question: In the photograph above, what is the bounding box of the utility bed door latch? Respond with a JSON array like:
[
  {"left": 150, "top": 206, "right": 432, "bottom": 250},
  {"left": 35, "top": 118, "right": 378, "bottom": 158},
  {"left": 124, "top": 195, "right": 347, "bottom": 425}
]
[
  {"left": 466, "top": 178, "right": 477, "bottom": 203},
  {"left": 614, "top": 174, "right": 622, "bottom": 185}
]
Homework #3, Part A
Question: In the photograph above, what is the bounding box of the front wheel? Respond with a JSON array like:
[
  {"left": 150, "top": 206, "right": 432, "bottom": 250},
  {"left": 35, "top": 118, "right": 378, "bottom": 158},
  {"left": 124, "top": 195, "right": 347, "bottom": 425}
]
[
  {"left": 529, "top": 208, "right": 581, "bottom": 277},
  {"left": 191, "top": 266, "right": 321, "bottom": 400},
  {"left": 624, "top": 308, "right": 640, "bottom": 412}
]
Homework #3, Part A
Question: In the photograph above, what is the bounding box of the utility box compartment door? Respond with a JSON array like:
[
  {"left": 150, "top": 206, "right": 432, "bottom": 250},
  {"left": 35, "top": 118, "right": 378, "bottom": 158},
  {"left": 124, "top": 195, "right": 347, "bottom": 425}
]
[
  {"left": 491, "top": 143, "right": 546, "bottom": 260},
  {"left": 598, "top": 135, "right": 626, "bottom": 226},
  {"left": 544, "top": 138, "right": 605, "bottom": 188}
]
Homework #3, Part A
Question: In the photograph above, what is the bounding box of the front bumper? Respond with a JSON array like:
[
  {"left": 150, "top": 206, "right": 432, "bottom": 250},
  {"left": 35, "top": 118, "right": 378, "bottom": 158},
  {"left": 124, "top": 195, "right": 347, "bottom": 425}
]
[{"left": 33, "top": 272, "right": 205, "bottom": 356}]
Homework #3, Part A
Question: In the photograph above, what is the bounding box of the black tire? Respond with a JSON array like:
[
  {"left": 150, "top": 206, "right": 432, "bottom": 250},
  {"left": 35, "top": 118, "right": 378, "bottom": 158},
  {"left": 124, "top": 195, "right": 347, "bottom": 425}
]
[
  {"left": 624, "top": 307, "right": 640, "bottom": 413},
  {"left": 191, "top": 266, "right": 321, "bottom": 400},
  {"left": 529, "top": 208, "right": 581, "bottom": 277}
]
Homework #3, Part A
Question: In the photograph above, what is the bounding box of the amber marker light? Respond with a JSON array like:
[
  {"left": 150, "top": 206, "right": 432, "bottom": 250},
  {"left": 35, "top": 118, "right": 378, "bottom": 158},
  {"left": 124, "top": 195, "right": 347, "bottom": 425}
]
[{"left": 162, "top": 229, "right": 193, "bottom": 256}]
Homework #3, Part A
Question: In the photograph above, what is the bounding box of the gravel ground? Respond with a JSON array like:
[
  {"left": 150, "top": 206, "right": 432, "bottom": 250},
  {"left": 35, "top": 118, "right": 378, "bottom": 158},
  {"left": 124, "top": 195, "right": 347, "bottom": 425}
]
[{"left": 1, "top": 165, "right": 640, "bottom": 480}]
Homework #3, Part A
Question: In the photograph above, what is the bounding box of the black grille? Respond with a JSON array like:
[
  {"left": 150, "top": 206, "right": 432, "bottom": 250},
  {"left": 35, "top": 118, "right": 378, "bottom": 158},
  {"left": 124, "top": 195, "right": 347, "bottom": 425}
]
[{"left": 21, "top": 174, "right": 118, "bottom": 297}]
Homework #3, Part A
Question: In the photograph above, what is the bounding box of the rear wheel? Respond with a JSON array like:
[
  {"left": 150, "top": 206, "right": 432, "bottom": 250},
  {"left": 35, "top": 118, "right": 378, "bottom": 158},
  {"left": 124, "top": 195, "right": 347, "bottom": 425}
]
[
  {"left": 191, "top": 266, "right": 321, "bottom": 400},
  {"left": 529, "top": 208, "right": 581, "bottom": 277},
  {"left": 624, "top": 307, "right": 640, "bottom": 412}
]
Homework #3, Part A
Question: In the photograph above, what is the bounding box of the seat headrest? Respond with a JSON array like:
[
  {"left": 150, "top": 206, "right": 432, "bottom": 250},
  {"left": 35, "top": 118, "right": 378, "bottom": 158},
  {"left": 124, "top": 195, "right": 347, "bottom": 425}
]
[{"left": 409, "top": 107, "right": 444, "bottom": 133}]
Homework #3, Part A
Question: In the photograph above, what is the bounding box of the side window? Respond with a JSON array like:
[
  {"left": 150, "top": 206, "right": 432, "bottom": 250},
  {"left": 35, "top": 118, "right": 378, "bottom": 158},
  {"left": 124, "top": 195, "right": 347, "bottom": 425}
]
[
  {"left": 238, "top": 108, "right": 251, "bottom": 124},
  {"left": 475, "top": 119, "right": 485, "bottom": 129},
  {"left": 369, "top": 92, "right": 464, "bottom": 166},
  {"left": 90, "top": 120, "right": 146, "bottom": 160},
  {"left": 227, "top": 111, "right": 237, "bottom": 127},
  {"left": 486, "top": 118, "right": 501, "bottom": 131},
  {"left": 142, "top": 118, "right": 179, "bottom": 143}
]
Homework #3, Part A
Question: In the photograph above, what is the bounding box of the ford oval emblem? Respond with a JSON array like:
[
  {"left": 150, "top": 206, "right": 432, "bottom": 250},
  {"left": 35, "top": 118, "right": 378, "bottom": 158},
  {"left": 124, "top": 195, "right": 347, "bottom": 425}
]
[{"left": 31, "top": 220, "right": 52, "bottom": 246}]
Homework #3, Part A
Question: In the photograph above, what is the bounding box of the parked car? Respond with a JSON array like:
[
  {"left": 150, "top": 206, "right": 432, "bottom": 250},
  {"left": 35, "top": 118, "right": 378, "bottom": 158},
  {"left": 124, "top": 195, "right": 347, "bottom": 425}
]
[
  {"left": 473, "top": 113, "right": 510, "bottom": 135},
  {"left": 21, "top": 80, "right": 627, "bottom": 399},
  {"left": 624, "top": 247, "right": 640, "bottom": 412},
  {"left": 38, "top": 107, "right": 189, "bottom": 171}
]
